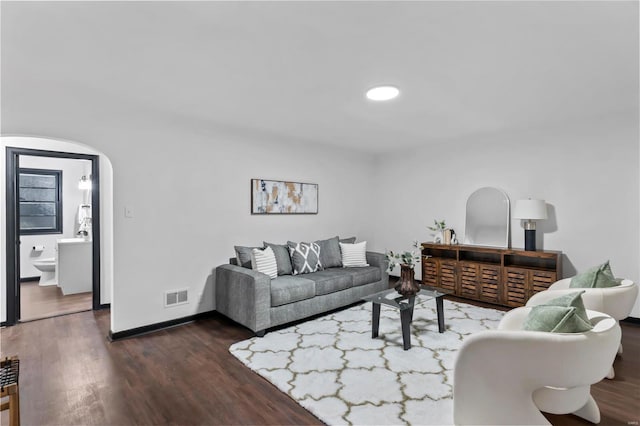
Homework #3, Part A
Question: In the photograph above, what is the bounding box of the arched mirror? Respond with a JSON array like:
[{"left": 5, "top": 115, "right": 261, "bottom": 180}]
[{"left": 464, "top": 187, "right": 510, "bottom": 248}]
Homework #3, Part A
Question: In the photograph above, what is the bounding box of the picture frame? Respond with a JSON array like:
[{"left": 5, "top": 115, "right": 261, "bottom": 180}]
[{"left": 251, "top": 179, "right": 318, "bottom": 214}]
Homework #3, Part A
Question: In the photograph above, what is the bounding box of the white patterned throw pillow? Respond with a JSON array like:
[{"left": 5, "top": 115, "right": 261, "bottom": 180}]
[
  {"left": 287, "top": 241, "right": 322, "bottom": 275},
  {"left": 340, "top": 241, "right": 369, "bottom": 267},
  {"left": 250, "top": 246, "right": 278, "bottom": 279}
]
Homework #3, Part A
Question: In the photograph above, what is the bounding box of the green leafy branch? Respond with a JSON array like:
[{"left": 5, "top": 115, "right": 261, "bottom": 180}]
[
  {"left": 385, "top": 241, "right": 423, "bottom": 272},
  {"left": 427, "top": 219, "right": 446, "bottom": 232}
]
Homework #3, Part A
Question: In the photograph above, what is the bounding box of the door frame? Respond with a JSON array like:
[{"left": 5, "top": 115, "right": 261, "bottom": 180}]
[{"left": 5, "top": 147, "right": 103, "bottom": 326}]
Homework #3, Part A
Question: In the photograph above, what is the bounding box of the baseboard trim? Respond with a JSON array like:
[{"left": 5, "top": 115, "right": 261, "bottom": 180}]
[
  {"left": 98, "top": 303, "right": 110, "bottom": 310},
  {"left": 0, "top": 321, "right": 6, "bottom": 327},
  {"left": 106, "top": 311, "right": 640, "bottom": 341},
  {"left": 108, "top": 310, "right": 215, "bottom": 341},
  {"left": 20, "top": 276, "right": 40, "bottom": 283}
]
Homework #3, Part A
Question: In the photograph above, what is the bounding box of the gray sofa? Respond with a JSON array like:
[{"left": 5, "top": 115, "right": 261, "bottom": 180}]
[{"left": 215, "top": 252, "right": 389, "bottom": 336}]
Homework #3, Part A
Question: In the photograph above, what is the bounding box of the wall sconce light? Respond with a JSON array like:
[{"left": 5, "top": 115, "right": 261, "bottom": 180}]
[
  {"left": 513, "top": 199, "right": 547, "bottom": 251},
  {"left": 78, "top": 175, "right": 92, "bottom": 190}
]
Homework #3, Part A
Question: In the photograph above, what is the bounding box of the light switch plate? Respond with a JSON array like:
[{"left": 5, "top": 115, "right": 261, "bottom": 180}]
[{"left": 124, "top": 206, "right": 134, "bottom": 218}]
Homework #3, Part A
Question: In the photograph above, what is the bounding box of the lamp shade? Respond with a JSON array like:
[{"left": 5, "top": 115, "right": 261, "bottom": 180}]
[{"left": 513, "top": 199, "right": 547, "bottom": 220}]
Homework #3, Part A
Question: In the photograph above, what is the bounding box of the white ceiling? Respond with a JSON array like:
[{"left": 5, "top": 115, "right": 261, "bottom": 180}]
[{"left": 2, "top": 1, "right": 638, "bottom": 152}]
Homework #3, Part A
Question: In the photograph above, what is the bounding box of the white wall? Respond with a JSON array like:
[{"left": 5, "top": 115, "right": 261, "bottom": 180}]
[
  {"left": 108, "top": 130, "right": 375, "bottom": 333},
  {"left": 2, "top": 110, "right": 638, "bottom": 330},
  {"left": 1, "top": 115, "right": 375, "bottom": 332},
  {"left": 369, "top": 113, "right": 640, "bottom": 317},
  {"left": 19, "top": 156, "right": 91, "bottom": 279}
]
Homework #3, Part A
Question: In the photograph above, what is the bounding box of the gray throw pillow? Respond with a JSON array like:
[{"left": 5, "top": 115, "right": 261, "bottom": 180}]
[
  {"left": 263, "top": 242, "right": 293, "bottom": 276},
  {"left": 315, "top": 236, "right": 342, "bottom": 269},
  {"left": 287, "top": 241, "right": 322, "bottom": 275},
  {"left": 340, "top": 237, "right": 356, "bottom": 244},
  {"left": 234, "top": 245, "right": 259, "bottom": 269}
]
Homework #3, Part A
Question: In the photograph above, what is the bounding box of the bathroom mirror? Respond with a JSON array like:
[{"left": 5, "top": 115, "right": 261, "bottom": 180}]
[{"left": 464, "top": 187, "right": 510, "bottom": 248}]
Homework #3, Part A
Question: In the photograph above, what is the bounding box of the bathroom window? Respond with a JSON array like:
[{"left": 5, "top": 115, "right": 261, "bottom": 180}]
[{"left": 18, "top": 168, "right": 63, "bottom": 235}]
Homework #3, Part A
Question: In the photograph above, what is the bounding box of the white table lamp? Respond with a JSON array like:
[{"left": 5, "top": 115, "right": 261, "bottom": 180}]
[{"left": 513, "top": 199, "right": 547, "bottom": 251}]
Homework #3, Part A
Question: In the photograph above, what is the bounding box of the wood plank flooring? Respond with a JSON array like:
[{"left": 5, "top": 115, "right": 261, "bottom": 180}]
[
  {"left": 0, "top": 302, "right": 638, "bottom": 425},
  {"left": 20, "top": 280, "right": 92, "bottom": 322},
  {"left": 1, "top": 310, "right": 320, "bottom": 425}
]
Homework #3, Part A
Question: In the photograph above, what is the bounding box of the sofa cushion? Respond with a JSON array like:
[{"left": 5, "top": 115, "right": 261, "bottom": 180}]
[
  {"left": 304, "top": 269, "right": 353, "bottom": 295},
  {"left": 315, "top": 236, "right": 343, "bottom": 269},
  {"left": 263, "top": 242, "right": 293, "bottom": 276},
  {"left": 340, "top": 266, "right": 382, "bottom": 287},
  {"left": 270, "top": 275, "right": 316, "bottom": 307}
]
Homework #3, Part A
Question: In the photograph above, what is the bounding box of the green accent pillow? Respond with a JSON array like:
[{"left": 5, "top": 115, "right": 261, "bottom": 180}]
[
  {"left": 523, "top": 305, "right": 594, "bottom": 333},
  {"left": 541, "top": 290, "right": 591, "bottom": 324},
  {"left": 569, "top": 260, "right": 619, "bottom": 288},
  {"left": 523, "top": 290, "right": 593, "bottom": 333}
]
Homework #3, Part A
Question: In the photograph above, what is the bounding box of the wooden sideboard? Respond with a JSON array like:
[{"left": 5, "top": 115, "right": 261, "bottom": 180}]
[{"left": 421, "top": 243, "right": 562, "bottom": 307}]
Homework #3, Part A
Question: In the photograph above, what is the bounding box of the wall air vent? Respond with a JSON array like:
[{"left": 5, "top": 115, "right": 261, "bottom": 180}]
[{"left": 164, "top": 289, "right": 188, "bottom": 307}]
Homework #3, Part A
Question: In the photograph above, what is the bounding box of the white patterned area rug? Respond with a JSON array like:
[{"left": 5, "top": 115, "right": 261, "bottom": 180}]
[{"left": 229, "top": 299, "right": 504, "bottom": 425}]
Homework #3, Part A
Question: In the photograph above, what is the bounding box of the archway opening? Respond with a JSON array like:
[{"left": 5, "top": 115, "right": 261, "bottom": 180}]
[{"left": 1, "top": 136, "right": 114, "bottom": 327}]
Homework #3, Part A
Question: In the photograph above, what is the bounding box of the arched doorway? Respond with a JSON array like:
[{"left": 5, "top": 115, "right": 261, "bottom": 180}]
[{"left": 1, "top": 136, "right": 114, "bottom": 326}]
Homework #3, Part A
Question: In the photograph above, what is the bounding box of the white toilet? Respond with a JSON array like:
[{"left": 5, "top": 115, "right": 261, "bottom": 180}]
[{"left": 32, "top": 258, "right": 57, "bottom": 286}]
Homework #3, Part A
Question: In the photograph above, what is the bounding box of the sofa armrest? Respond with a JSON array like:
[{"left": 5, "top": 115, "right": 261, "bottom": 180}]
[
  {"left": 367, "top": 251, "right": 389, "bottom": 273},
  {"left": 215, "top": 264, "right": 271, "bottom": 333}
]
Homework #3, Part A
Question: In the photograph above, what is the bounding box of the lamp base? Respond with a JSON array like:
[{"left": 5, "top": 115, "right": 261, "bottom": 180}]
[{"left": 524, "top": 229, "right": 536, "bottom": 251}]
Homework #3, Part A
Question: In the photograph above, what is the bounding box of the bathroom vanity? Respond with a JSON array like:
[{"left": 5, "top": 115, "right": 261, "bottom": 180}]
[{"left": 56, "top": 238, "right": 92, "bottom": 295}]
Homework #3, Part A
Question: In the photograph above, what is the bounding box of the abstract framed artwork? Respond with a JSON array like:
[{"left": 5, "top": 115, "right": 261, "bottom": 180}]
[{"left": 251, "top": 179, "right": 318, "bottom": 214}]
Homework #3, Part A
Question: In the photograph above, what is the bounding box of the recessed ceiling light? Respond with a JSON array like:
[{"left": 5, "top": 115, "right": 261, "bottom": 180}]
[{"left": 366, "top": 85, "right": 400, "bottom": 101}]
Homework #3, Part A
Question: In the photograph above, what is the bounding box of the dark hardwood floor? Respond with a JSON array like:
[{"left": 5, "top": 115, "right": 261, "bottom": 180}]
[
  {"left": 0, "top": 301, "right": 638, "bottom": 425},
  {"left": 545, "top": 319, "right": 640, "bottom": 425},
  {"left": 1, "top": 310, "right": 320, "bottom": 425}
]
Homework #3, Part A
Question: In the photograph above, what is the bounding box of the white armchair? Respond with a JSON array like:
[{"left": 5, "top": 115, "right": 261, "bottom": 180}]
[
  {"left": 527, "top": 278, "right": 637, "bottom": 378},
  {"left": 453, "top": 307, "right": 621, "bottom": 425}
]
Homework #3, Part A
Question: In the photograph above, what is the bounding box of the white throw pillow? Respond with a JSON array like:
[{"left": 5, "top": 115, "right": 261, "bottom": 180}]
[
  {"left": 251, "top": 246, "right": 278, "bottom": 279},
  {"left": 340, "top": 241, "right": 369, "bottom": 267}
]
